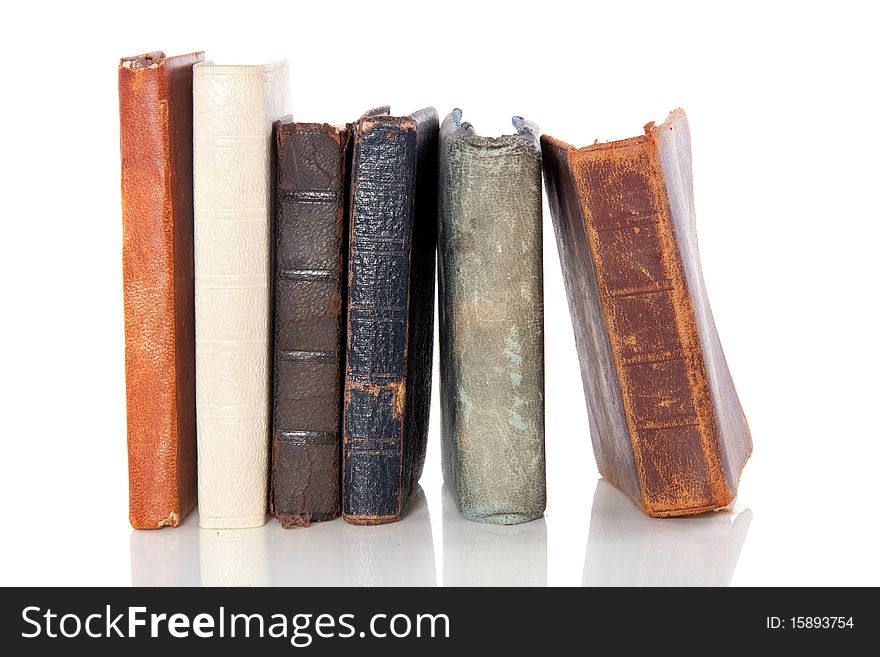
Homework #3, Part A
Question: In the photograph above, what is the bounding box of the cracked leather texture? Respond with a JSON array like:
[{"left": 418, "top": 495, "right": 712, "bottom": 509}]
[
  {"left": 270, "top": 121, "right": 349, "bottom": 527},
  {"left": 342, "top": 107, "right": 438, "bottom": 525},
  {"left": 541, "top": 109, "right": 751, "bottom": 517},
  {"left": 438, "top": 110, "right": 546, "bottom": 525},
  {"left": 120, "top": 51, "right": 204, "bottom": 529},
  {"left": 194, "top": 61, "right": 291, "bottom": 529}
]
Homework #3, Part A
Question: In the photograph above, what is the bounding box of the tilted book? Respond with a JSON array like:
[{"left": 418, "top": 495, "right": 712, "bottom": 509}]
[
  {"left": 541, "top": 109, "right": 751, "bottom": 517},
  {"left": 342, "top": 107, "right": 439, "bottom": 525},
  {"left": 438, "top": 109, "right": 546, "bottom": 525},
  {"left": 119, "top": 50, "right": 204, "bottom": 529},
  {"left": 193, "top": 61, "right": 290, "bottom": 528}
]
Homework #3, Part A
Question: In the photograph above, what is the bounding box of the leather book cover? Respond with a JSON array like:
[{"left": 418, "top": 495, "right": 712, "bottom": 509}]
[
  {"left": 342, "top": 107, "right": 439, "bottom": 525},
  {"left": 119, "top": 50, "right": 204, "bottom": 529},
  {"left": 438, "top": 109, "right": 546, "bottom": 525},
  {"left": 193, "top": 61, "right": 291, "bottom": 529},
  {"left": 270, "top": 120, "right": 350, "bottom": 527},
  {"left": 541, "top": 109, "right": 751, "bottom": 517}
]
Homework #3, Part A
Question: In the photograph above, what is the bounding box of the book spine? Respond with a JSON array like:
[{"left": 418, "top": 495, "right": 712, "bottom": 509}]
[
  {"left": 438, "top": 115, "right": 545, "bottom": 525},
  {"left": 193, "top": 62, "right": 290, "bottom": 529},
  {"left": 342, "top": 117, "right": 418, "bottom": 524},
  {"left": 270, "top": 122, "right": 348, "bottom": 527},
  {"left": 540, "top": 136, "right": 642, "bottom": 505},
  {"left": 573, "top": 137, "right": 730, "bottom": 516},
  {"left": 119, "top": 52, "right": 202, "bottom": 529}
]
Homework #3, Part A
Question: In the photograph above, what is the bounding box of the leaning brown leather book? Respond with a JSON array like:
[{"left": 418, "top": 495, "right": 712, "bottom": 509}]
[
  {"left": 119, "top": 50, "right": 204, "bottom": 529},
  {"left": 541, "top": 109, "right": 752, "bottom": 517}
]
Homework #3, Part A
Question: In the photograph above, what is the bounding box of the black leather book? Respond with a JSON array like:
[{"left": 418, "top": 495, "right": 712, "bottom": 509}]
[{"left": 342, "top": 107, "right": 439, "bottom": 525}]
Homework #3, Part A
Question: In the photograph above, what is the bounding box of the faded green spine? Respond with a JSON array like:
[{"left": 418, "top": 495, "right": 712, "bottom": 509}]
[{"left": 438, "top": 109, "right": 546, "bottom": 525}]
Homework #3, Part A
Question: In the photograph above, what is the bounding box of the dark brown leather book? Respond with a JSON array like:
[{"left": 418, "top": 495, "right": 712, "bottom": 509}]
[
  {"left": 119, "top": 50, "right": 204, "bottom": 529},
  {"left": 342, "top": 107, "right": 439, "bottom": 525},
  {"left": 271, "top": 120, "right": 350, "bottom": 527},
  {"left": 541, "top": 109, "right": 751, "bottom": 517}
]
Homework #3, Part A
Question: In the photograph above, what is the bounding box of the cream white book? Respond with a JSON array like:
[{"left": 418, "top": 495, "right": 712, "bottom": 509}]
[{"left": 193, "top": 61, "right": 290, "bottom": 529}]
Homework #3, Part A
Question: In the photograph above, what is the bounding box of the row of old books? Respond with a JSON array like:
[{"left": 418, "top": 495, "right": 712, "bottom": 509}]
[{"left": 120, "top": 51, "right": 751, "bottom": 531}]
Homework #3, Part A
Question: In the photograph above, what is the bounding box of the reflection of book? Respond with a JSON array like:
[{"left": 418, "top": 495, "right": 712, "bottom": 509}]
[
  {"left": 130, "top": 514, "right": 200, "bottom": 587},
  {"left": 342, "top": 486, "right": 436, "bottom": 586},
  {"left": 441, "top": 485, "right": 546, "bottom": 587},
  {"left": 199, "top": 525, "right": 269, "bottom": 587},
  {"left": 267, "top": 518, "right": 345, "bottom": 586},
  {"left": 583, "top": 479, "right": 752, "bottom": 587}
]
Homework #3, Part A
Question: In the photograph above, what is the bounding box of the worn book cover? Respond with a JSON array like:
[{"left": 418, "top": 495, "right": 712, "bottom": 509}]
[
  {"left": 541, "top": 109, "right": 751, "bottom": 517},
  {"left": 342, "top": 107, "right": 439, "bottom": 525},
  {"left": 438, "top": 109, "right": 546, "bottom": 525},
  {"left": 119, "top": 50, "right": 204, "bottom": 529},
  {"left": 270, "top": 120, "right": 350, "bottom": 528}
]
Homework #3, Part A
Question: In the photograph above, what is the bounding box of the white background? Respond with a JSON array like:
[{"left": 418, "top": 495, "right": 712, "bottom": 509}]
[{"left": 1, "top": 0, "right": 877, "bottom": 586}]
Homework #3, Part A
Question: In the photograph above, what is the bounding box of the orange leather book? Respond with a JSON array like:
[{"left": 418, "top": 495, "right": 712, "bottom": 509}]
[
  {"left": 542, "top": 109, "right": 751, "bottom": 517},
  {"left": 119, "top": 50, "right": 204, "bottom": 528}
]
